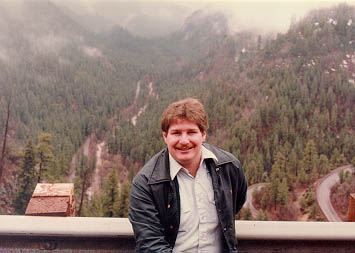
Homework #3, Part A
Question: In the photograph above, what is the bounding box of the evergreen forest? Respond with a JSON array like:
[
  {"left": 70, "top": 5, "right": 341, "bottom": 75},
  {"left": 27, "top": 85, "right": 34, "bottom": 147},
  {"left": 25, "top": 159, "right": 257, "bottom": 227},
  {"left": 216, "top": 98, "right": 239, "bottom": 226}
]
[{"left": 0, "top": 1, "right": 354, "bottom": 220}]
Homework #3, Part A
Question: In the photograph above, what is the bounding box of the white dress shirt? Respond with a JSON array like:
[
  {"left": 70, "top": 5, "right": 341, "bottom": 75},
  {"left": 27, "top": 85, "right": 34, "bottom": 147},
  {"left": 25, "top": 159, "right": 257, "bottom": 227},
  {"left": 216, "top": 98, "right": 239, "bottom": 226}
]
[{"left": 170, "top": 146, "right": 222, "bottom": 253}]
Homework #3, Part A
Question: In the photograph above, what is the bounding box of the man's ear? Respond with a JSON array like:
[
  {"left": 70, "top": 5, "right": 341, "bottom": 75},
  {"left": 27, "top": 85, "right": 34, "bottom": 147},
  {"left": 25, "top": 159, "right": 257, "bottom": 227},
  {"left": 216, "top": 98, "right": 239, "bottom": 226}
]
[
  {"left": 202, "top": 131, "right": 206, "bottom": 142},
  {"left": 162, "top": 131, "right": 168, "bottom": 143}
]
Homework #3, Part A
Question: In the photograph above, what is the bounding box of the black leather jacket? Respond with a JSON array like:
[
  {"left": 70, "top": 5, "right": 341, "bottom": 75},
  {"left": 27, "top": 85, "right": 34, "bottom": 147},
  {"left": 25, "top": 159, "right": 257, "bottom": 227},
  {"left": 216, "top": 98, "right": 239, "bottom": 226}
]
[{"left": 129, "top": 143, "right": 247, "bottom": 252}]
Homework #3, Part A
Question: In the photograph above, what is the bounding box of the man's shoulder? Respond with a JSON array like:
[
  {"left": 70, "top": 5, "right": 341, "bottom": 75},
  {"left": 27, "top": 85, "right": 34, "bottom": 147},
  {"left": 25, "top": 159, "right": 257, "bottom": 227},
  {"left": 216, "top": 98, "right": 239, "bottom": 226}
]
[
  {"left": 203, "top": 143, "right": 242, "bottom": 168},
  {"left": 133, "top": 148, "right": 168, "bottom": 184}
]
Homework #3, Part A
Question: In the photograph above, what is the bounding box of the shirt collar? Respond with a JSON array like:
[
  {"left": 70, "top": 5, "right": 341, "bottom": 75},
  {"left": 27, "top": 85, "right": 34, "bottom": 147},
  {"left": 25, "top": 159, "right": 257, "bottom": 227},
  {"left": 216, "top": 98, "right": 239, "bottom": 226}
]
[{"left": 169, "top": 145, "right": 218, "bottom": 180}]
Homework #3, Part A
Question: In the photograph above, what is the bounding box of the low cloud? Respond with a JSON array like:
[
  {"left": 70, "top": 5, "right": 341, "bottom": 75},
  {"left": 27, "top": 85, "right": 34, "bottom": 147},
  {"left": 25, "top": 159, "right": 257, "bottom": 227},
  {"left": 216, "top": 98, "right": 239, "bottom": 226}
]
[
  {"left": 28, "top": 34, "right": 69, "bottom": 54},
  {"left": 82, "top": 46, "right": 103, "bottom": 58}
]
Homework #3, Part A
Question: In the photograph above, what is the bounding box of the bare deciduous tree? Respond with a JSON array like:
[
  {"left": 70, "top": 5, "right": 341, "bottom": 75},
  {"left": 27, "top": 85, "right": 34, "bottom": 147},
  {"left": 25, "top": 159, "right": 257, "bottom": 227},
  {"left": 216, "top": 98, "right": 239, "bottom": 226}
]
[{"left": 0, "top": 96, "right": 11, "bottom": 182}]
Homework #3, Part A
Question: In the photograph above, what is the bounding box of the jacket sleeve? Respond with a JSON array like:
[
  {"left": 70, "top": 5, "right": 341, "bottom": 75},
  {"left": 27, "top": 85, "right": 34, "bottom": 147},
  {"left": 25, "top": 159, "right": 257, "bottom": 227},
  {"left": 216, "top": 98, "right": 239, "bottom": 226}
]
[
  {"left": 235, "top": 163, "right": 248, "bottom": 214},
  {"left": 129, "top": 173, "right": 173, "bottom": 253}
]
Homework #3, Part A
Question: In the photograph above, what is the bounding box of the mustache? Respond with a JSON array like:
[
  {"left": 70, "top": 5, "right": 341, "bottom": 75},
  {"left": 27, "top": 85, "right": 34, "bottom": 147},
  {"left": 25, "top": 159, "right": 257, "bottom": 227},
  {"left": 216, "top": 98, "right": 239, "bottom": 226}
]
[{"left": 175, "top": 143, "right": 194, "bottom": 150}]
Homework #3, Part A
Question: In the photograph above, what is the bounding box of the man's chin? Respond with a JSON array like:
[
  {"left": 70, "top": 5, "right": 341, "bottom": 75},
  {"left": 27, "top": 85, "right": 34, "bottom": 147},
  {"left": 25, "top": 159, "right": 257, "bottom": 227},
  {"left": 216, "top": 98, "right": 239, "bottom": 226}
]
[{"left": 175, "top": 154, "right": 192, "bottom": 164}]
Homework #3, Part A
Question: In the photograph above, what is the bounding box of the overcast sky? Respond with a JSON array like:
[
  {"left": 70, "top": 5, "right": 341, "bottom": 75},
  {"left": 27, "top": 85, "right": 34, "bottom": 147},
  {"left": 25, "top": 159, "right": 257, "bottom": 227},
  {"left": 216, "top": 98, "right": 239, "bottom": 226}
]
[{"left": 54, "top": 0, "right": 355, "bottom": 36}]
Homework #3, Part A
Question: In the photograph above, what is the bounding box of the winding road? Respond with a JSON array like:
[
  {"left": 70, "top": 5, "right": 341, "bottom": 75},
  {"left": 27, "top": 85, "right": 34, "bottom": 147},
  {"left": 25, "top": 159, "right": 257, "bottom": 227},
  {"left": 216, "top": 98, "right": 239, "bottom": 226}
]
[
  {"left": 316, "top": 165, "right": 354, "bottom": 222},
  {"left": 246, "top": 183, "right": 267, "bottom": 218},
  {"left": 69, "top": 136, "right": 91, "bottom": 182},
  {"left": 246, "top": 165, "right": 354, "bottom": 221},
  {"left": 86, "top": 141, "right": 105, "bottom": 200}
]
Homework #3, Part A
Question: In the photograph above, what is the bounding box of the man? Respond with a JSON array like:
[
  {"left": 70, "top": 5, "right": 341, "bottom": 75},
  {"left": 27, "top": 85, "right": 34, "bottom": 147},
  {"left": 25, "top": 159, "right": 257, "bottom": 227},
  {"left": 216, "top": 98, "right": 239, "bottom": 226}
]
[{"left": 129, "top": 98, "right": 247, "bottom": 252}]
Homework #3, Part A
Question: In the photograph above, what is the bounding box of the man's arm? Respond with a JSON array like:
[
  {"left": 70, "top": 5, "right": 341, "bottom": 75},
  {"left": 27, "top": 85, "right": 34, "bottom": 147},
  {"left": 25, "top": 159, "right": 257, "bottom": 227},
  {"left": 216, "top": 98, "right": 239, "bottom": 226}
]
[{"left": 129, "top": 174, "right": 173, "bottom": 253}]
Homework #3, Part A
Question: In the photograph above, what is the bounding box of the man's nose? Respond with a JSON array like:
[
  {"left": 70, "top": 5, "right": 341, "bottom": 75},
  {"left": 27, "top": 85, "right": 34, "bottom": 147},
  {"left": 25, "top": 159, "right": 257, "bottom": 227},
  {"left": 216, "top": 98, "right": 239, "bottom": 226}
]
[{"left": 179, "top": 133, "right": 189, "bottom": 144}]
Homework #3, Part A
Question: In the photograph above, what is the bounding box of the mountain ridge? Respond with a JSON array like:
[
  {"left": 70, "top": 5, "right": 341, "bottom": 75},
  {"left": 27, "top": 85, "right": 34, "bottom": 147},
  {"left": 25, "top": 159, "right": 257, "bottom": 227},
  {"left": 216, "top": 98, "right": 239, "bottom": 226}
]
[{"left": 0, "top": 2, "right": 353, "bottom": 219}]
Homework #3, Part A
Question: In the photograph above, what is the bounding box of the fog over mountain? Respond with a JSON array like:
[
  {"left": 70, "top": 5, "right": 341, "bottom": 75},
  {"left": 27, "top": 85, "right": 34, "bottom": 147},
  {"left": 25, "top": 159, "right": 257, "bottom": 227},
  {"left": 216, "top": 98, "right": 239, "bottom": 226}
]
[
  {"left": 0, "top": 0, "right": 353, "bottom": 221},
  {"left": 53, "top": 0, "right": 353, "bottom": 37}
]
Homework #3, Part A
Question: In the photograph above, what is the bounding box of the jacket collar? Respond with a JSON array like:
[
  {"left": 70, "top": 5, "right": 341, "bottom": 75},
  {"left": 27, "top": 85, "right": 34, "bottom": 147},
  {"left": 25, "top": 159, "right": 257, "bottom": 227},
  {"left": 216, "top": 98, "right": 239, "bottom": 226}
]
[
  {"left": 148, "top": 148, "right": 171, "bottom": 185},
  {"left": 203, "top": 143, "right": 236, "bottom": 166},
  {"left": 169, "top": 145, "right": 218, "bottom": 180},
  {"left": 148, "top": 143, "right": 234, "bottom": 185}
]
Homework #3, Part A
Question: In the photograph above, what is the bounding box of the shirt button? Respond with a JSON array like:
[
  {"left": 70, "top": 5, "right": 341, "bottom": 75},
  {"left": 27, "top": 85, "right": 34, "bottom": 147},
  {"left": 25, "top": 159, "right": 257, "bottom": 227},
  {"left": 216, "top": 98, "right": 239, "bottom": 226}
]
[
  {"left": 170, "top": 225, "right": 174, "bottom": 229},
  {"left": 167, "top": 204, "right": 171, "bottom": 209},
  {"left": 223, "top": 227, "right": 227, "bottom": 232}
]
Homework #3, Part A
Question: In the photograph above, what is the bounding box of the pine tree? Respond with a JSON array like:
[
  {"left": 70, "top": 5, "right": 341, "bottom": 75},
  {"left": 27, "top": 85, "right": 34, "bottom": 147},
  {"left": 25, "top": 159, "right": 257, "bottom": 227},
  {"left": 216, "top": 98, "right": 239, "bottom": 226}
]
[
  {"left": 262, "top": 140, "right": 272, "bottom": 172},
  {"left": 330, "top": 104, "right": 338, "bottom": 130},
  {"left": 270, "top": 174, "right": 280, "bottom": 209},
  {"left": 57, "top": 152, "right": 69, "bottom": 177},
  {"left": 330, "top": 148, "right": 340, "bottom": 168},
  {"left": 84, "top": 194, "right": 104, "bottom": 217},
  {"left": 260, "top": 192, "right": 269, "bottom": 210},
  {"left": 115, "top": 181, "right": 131, "bottom": 217},
  {"left": 254, "top": 151, "right": 265, "bottom": 183},
  {"left": 309, "top": 203, "right": 318, "bottom": 219},
  {"left": 75, "top": 152, "right": 89, "bottom": 216},
  {"left": 336, "top": 153, "right": 347, "bottom": 167},
  {"left": 301, "top": 140, "right": 319, "bottom": 174},
  {"left": 128, "top": 165, "right": 135, "bottom": 183},
  {"left": 274, "top": 151, "right": 287, "bottom": 175},
  {"left": 339, "top": 169, "right": 345, "bottom": 184},
  {"left": 289, "top": 150, "right": 298, "bottom": 176},
  {"left": 101, "top": 168, "right": 119, "bottom": 217},
  {"left": 256, "top": 210, "right": 268, "bottom": 221},
  {"left": 245, "top": 160, "right": 257, "bottom": 185},
  {"left": 277, "top": 178, "right": 289, "bottom": 206},
  {"left": 298, "top": 167, "right": 308, "bottom": 185},
  {"left": 37, "top": 133, "right": 55, "bottom": 182},
  {"left": 319, "top": 154, "right": 330, "bottom": 175},
  {"left": 242, "top": 207, "right": 252, "bottom": 220},
  {"left": 13, "top": 137, "right": 38, "bottom": 214}
]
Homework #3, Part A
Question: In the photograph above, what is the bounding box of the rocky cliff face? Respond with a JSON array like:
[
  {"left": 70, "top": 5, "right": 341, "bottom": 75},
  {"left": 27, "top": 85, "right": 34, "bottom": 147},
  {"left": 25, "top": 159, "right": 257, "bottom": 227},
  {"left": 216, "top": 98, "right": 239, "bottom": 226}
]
[{"left": 178, "top": 10, "right": 229, "bottom": 41}]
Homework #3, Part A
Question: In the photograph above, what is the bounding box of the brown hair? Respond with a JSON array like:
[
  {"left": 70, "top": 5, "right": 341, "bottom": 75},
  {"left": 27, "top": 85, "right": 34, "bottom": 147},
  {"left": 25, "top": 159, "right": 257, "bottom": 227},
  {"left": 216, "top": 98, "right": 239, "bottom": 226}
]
[{"left": 161, "top": 98, "right": 208, "bottom": 133}]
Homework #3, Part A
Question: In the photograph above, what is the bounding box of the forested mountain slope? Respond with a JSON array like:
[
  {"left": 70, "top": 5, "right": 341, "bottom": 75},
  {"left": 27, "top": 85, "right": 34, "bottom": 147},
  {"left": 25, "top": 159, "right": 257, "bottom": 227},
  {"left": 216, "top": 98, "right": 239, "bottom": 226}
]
[
  {"left": 113, "top": 3, "right": 354, "bottom": 175},
  {"left": 108, "top": 3, "right": 355, "bottom": 219},
  {"left": 0, "top": 1, "right": 142, "bottom": 212},
  {"left": 0, "top": 1, "right": 354, "bottom": 218}
]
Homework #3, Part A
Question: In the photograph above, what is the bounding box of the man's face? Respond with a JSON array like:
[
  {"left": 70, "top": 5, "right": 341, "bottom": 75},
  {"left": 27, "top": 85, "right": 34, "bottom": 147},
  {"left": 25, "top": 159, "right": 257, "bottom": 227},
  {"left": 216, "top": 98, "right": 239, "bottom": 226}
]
[{"left": 163, "top": 119, "right": 206, "bottom": 170}]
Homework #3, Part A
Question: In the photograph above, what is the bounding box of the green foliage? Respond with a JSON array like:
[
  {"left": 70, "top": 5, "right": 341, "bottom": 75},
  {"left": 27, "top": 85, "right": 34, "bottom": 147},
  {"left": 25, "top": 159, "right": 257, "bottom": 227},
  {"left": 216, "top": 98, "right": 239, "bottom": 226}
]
[
  {"left": 240, "top": 207, "right": 253, "bottom": 220},
  {"left": 256, "top": 210, "right": 269, "bottom": 221},
  {"left": 115, "top": 182, "right": 131, "bottom": 218},
  {"left": 339, "top": 169, "right": 345, "bottom": 184},
  {"left": 74, "top": 152, "right": 94, "bottom": 216},
  {"left": 331, "top": 148, "right": 348, "bottom": 168},
  {"left": 260, "top": 192, "right": 269, "bottom": 210},
  {"left": 13, "top": 137, "right": 38, "bottom": 214},
  {"left": 331, "top": 172, "right": 355, "bottom": 217},
  {"left": 128, "top": 165, "right": 135, "bottom": 183},
  {"left": 83, "top": 194, "right": 104, "bottom": 217},
  {"left": 301, "top": 140, "right": 318, "bottom": 176},
  {"left": 277, "top": 178, "right": 289, "bottom": 206},
  {"left": 37, "top": 133, "right": 56, "bottom": 182},
  {"left": 1, "top": 2, "right": 354, "bottom": 218},
  {"left": 101, "top": 168, "right": 119, "bottom": 217},
  {"left": 299, "top": 185, "right": 316, "bottom": 214},
  {"left": 319, "top": 154, "right": 330, "bottom": 176},
  {"left": 269, "top": 151, "right": 290, "bottom": 208}
]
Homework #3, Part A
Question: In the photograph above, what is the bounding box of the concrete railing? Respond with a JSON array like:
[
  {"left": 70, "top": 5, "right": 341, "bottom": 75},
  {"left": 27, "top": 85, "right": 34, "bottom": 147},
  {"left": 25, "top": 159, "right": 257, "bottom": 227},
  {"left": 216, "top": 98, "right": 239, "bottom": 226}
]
[
  {"left": 1, "top": 216, "right": 355, "bottom": 252},
  {"left": 4, "top": 183, "right": 352, "bottom": 251}
]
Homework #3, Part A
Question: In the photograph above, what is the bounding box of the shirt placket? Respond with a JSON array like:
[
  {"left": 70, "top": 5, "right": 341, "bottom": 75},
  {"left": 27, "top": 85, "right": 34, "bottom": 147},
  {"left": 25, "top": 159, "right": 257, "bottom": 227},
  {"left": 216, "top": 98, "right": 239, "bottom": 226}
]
[{"left": 195, "top": 167, "right": 209, "bottom": 252}]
